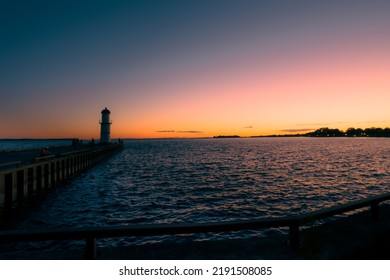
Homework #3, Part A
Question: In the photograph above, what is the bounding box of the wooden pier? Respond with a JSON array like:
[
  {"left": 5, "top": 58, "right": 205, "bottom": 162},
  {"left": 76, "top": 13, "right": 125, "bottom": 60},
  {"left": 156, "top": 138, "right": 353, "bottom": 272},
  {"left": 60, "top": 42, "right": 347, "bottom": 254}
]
[{"left": 0, "top": 143, "right": 123, "bottom": 209}]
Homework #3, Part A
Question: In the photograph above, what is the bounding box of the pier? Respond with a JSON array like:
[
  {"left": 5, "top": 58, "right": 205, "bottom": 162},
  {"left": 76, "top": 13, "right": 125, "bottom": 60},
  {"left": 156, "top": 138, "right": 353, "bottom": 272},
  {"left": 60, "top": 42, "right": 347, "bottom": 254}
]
[{"left": 0, "top": 142, "right": 123, "bottom": 210}]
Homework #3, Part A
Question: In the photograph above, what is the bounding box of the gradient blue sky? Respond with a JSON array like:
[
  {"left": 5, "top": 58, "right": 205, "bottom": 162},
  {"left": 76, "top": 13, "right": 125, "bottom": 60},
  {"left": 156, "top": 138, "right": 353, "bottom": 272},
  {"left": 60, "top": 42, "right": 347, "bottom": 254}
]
[{"left": 1, "top": 0, "right": 389, "bottom": 138}]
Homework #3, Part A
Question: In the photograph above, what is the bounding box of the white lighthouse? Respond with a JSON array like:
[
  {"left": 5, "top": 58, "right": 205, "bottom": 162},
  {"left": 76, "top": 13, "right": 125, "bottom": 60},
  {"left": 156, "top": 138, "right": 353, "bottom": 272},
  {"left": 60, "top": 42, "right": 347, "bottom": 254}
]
[{"left": 100, "top": 107, "right": 112, "bottom": 144}]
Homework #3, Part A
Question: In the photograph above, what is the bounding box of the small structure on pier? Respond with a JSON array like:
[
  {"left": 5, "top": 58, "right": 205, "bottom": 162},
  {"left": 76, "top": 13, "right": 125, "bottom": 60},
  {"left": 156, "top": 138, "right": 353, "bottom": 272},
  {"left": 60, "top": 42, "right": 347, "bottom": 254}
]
[{"left": 100, "top": 107, "right": 112, "bottom": 144}]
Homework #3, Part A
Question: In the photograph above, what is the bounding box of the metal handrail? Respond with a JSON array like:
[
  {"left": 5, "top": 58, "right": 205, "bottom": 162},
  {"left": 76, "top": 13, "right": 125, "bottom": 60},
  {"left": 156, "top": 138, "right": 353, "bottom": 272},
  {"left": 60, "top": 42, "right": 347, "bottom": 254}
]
[
  {"left": 58, "top": 143, "right": 122, "bottom": 157},
  {"left": 57, "top": 148, "right": 95, "bottom": 157},
  {"left": 1, "top": 192, "right": 389, "bottom": 259},
  {"left": 0, "top": 161, "right": 21, "bottom": 170},
  {"left": 298, "top": 192, "right": 390, "bottom": 223},
  {"left": 33, "top": 155, "right": 55, "bottom": 163}
]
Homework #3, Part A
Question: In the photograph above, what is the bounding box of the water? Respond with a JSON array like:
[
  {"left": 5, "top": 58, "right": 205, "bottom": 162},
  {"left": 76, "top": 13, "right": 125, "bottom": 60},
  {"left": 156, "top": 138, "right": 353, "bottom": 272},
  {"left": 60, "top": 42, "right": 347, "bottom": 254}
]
[{"left": 1, "top": 137, "right": 390, "bottom": 251}]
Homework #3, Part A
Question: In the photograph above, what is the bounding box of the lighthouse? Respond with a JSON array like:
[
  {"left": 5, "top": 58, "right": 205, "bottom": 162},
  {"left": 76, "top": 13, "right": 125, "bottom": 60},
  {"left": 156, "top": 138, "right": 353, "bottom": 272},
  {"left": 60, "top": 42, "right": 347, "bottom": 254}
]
[{"left": 100, "top": 107, "right": 112, "bottom": 144}]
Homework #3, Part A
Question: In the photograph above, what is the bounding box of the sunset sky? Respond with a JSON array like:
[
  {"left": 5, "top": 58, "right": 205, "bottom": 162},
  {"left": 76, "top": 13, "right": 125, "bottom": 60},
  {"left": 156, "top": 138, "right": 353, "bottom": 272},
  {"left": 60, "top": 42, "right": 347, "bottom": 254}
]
[{"left": 1, "top": 0, "right": 389, "bottom": 139}]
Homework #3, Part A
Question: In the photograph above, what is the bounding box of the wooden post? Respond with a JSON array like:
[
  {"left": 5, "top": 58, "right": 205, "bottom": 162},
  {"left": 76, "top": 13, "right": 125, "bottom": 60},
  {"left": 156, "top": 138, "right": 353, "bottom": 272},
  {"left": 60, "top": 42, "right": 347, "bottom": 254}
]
[
  {"left": 36, "top": 165, "right": 42, "bottom": 191},
  {"left": 61, "top": 159, "right": 65, "bottom": 180},
  {"left": 4, "top": 172, "right": 13, "bottom": 209},
  {"left": 51, "top": 162, "right": 56, "bottom": 187},
  {"left": 57, "top": 161, "right": 62, "bottom": 183},
  {"left": 289, "top": 223, "right": 300, "bottom": 250},
  {"left": 85, "top": 238, "right": 97, "bottom": 260},
  {"left": 370, "top": 202, "right": 380, "bottom": 220},
  {"left": 72, "top": 156, "right": 76, "bottom": 175},
  {"left": 77, "top": 155, "right": 81, "bottom": 172},
  {"left": 0, "top": 173, "right": 4, "bottom": 208},
  {"left": 68, "top": 158, "right": 72, "bottom": 177},
  {"left": 27, "top": 167, "right": 34, "bottom": 196},
  {"left": 17, "top": 170, "right": 25, "bottom": 204},
  {"left": 64, "top": 159, "right": 68, "bottom": 179},
  {"left": 44, "top": 164, "right": 50, "bottom": 189}
]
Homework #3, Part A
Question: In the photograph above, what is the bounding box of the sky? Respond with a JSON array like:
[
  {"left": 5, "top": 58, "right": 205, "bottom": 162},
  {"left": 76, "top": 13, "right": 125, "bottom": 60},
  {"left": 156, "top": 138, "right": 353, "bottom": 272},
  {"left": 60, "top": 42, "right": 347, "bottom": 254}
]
[{"left": 1, "top": 0, "right": 389, "bottom": 139}]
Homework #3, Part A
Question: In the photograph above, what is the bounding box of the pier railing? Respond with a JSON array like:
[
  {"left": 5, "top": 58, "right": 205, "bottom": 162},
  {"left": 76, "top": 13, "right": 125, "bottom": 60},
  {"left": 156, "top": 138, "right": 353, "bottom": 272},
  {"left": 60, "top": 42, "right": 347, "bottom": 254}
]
[
  {"left": 1, "top": 192, "right": 389, "bottom": 259},
  {"left": 0, "top": 161, "right": 21, "bottom": 170}
]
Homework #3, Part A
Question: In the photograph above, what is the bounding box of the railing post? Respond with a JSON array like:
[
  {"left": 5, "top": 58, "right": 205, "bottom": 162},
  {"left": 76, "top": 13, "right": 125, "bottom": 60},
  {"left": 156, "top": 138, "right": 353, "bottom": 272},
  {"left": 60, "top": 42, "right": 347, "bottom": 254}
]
[
  {"left": 289, "top": 222, "right": 300, "bottom": 250},
  {"left": 4, "top": 172, "right": 13, "bottom": 210},
  {"left": 36, "top": 165, "right": 42, "bottom": 191},
  {"left": 85, "top": 238, "right": 97, "bottom": 260},
  {"left": 44, "top": 164, "right": 50, "bottom": 189},
  {"left": 370, "top": 202, "right": 380, "bottom": 220},
  {"left": 16, "top": 170, "right": 25, "bottom": 204}
]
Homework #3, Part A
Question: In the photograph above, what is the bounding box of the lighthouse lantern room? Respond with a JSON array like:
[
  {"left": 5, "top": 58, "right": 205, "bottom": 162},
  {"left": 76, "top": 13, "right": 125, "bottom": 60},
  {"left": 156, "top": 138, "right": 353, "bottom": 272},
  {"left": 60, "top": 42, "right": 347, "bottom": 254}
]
[{"left": 100, "top": 107, "right": 112, "bottom": 144}]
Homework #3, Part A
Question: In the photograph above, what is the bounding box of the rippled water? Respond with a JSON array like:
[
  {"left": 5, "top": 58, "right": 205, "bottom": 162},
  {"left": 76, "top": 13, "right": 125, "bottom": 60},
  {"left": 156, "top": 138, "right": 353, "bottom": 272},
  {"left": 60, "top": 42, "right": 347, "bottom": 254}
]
[{"left": 2, "top": 137, "right": 390, "bottom": 250}]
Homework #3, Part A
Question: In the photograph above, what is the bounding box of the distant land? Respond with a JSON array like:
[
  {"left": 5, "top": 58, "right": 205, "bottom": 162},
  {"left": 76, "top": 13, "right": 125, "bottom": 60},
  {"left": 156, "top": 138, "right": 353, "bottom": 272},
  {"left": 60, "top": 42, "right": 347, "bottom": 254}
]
[
  {"left": 305, "top": 127, "right": 390, "bottom": 137},
  {"left": 213, "top": 135, "right": 241, "bottom": 138},
  {"left": 215, "top": 127, "right": 390, "bottom": 138}
]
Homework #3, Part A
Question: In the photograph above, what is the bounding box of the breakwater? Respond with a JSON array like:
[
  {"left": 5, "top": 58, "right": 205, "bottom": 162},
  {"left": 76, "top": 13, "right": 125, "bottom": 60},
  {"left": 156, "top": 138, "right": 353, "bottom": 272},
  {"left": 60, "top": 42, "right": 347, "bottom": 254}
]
[{"left": 0, "top": 143, "right": 123, "bottom": 209}]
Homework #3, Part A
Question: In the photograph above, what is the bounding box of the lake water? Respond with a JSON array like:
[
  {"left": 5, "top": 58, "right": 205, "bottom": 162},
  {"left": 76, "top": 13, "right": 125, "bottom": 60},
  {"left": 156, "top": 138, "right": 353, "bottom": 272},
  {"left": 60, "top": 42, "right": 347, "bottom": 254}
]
[{"left": 1, "top": 137, "right": 390, "bottom": 252}]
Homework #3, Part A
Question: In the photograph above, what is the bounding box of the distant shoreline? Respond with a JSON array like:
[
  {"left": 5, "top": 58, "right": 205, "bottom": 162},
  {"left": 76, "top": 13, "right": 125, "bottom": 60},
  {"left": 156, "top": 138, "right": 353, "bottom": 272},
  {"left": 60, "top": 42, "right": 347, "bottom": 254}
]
[
  {"left": 1, "top": 127, "right": 390, "bottom": 140},
  {"left": 214, "top": 127, "right": 390, "bottom": 138}
]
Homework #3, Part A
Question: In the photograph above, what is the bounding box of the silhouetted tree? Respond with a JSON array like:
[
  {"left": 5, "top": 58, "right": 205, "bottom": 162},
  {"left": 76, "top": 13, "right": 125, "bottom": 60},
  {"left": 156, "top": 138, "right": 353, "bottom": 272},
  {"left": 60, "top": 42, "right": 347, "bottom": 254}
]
[
  {"left": 364, "top": 127, "right": 384, "bottom": 137},
  {"left": 355, "top": 128, "right": 364, "bottom": 136},
  {"left": 346, "top": 127, "right": 356, "bottom": 137},
  {"left": 307, "top": 127, "right": 389, "bottom": 137},
  {"left": 307, "top": 127, "right": 343, "bottom": 137}
]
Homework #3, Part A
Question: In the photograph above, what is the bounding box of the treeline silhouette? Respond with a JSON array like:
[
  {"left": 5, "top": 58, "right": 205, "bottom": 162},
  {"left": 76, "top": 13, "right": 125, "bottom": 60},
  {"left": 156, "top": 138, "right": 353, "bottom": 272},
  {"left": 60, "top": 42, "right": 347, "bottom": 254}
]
[{"left": 307, "top": 127, "right": 390, "bottom": 137}]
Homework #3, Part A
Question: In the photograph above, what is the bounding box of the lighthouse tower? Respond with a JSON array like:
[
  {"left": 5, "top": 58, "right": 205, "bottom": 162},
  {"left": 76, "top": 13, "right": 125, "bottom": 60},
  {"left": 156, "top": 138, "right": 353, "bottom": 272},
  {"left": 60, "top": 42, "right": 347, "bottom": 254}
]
[{"left": 100, "top": 107, "right": 112, "bottom": 144}]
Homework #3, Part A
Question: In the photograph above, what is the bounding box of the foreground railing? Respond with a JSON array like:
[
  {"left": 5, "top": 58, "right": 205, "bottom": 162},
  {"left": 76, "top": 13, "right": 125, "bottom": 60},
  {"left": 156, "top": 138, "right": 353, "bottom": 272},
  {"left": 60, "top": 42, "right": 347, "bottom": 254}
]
[{"left": 1, "top": 192, "right": 389, "bottom": 259}]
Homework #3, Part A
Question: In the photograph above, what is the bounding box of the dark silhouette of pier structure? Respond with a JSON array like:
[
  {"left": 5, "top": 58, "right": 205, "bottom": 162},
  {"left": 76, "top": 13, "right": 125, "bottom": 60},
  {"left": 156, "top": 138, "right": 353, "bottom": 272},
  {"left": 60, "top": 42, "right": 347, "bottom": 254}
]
[{"left": 0, "top": 142, "right": 123, "bottom": 210}]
